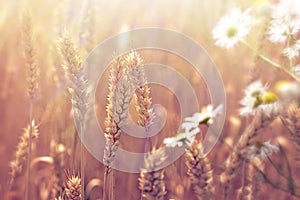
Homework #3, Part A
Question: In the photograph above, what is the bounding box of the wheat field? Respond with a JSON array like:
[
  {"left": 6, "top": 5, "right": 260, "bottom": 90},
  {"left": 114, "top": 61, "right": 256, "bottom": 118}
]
[{"left": 1, "top": 0, "right": 300, "bottom": 199}]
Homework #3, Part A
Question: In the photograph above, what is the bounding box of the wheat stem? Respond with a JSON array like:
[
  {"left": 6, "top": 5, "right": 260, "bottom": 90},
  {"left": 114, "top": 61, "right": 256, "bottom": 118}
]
[
  {"left": 21, "top": 9, "right": 39, "bottom": 199},
  {"left": 25, "top": 103, "right": 33, "bottom": 200},
  {"left": 221, "top": 112, "right": 277, "bottom": 200}
]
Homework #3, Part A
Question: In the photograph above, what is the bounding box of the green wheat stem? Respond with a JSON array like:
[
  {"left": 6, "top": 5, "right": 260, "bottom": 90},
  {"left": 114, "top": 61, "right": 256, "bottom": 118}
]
[{"left": 241, "top": 40, "right": 300, "bottom": 82}]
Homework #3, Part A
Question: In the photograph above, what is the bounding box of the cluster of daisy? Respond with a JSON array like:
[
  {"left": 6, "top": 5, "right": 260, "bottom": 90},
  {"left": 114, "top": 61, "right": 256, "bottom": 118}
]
[
  {"left": 239, "top": 80, "right": 280, "bottom": 162},
  {"left": 163, "top": 104, "right": 223, "bottom": 148},
  {"left": 213, "top": 0, "right": 300, "bottom": 76},
  {"left": 268, "top": 0, "right": 300, "bottom": 61},
  {"left": 239, "top": 81, "right": 281, "bottom": 166}
]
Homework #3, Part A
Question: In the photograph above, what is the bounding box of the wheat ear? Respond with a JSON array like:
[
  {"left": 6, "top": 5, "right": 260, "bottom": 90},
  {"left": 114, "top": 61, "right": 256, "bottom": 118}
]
[
  {"left": 185, "top": 140, "right": 214, "bottom": 200},
  {"left": 9, "top": 121, "right": 39, "bottom": 187},
  {"left": 21, "top": 10, "right": 39, "bottom": 200},
  {"left": 65, "top": 173, "right": 82, "bottom": 200},
  {"left": 124, "top": 50, "right": 153, "bottom": 127},
  {"left": 22, "top": 11, "right": 38, "bottom": 102},
  {"left": 103, "top": 57, "right": 123, "bottom": 200},
  {"left": 57, "top": 30, "right": 88, "bottom": 200},
  {"left": 55, "top": 196, "right": 64, "bottom": 200},
  {"left": 103, "top": 55, "right": 133, "bottom": 200},
  {"left": 124, "top": 49, "right": 154, "bottom": 200},
  {"left": 139, "top": 148, "right": 167, "bottom": 200},
  {"left": 221, "top": 112, "right": 277, "bottom": 200}
]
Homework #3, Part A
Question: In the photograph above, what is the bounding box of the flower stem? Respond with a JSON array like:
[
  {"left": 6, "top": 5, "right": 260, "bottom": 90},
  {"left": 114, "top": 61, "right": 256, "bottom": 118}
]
[{"left": 241, "top": 40, "right": 300, "bottom": 82}]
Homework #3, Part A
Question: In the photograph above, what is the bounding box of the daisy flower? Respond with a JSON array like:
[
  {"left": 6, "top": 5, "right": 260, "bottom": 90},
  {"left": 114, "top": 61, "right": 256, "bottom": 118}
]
[
  {"left": 163, "top": 127, "right": 200, "bottom": 148},
  {"left": 268, "top": 0, "right": 300, "bottom": 43},
  {"left": 181, "top": 104, "right": 223, "bottom": 131},
  {"left": 240, "top": 80, "right": 267, "bottom": 115},
  {"left": 246, "top": 140, "right": 279, "bottom": 162},
  {"left": 283, "top": 40, "right": 300, "bottom": 60},
  {"left": 240, "top": 80, "right": 278, "bottom": 116},
  {"left": 212, "top": 8, "right": 255, "bottom": 49},
  {"left": 268, "top": 22, "right": 296, "bottom": 43}
]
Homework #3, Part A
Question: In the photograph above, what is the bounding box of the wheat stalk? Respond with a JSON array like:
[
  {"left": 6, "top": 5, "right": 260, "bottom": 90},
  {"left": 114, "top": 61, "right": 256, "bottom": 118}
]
[
  {"left": 103, "top": 55, "right": 133, "bottom": 200},
  {"left": 57, "top": 30, "right": 88, "bottom": 200},
  {"left": 21, "top": 10, "right": 39, "bottom": 200},
  {"left": 107, "top": 69, "right": 133, "bottom": 200},
  {"left": 238, "top": 159, "right": 264, "bottom": 200},
  {"left": 221, "top": 112, "right": 277, "bottom": 200},
  {"left": 139, "top": 148, "right": 167, "bottom": 200},
  {"left": 281, "top": 102, "right": 300, "bottom": 169},
  {"left": 243, "top": 164, "right": 260, "bottom": 200},
  {"left": 103, "top": 56, "right": 123, "bottom": 200},
  {"left": 124, "top": 50, "right": 154, "bottom": 199},
  {"left": 9, "top": 121, "right": 39, "bottom": 187},
  {"left": 237, "top": 160, "right": 259, "bottom": 200},
  {"left": 185, "top": 140, "right": 214, "bottom": 200}
]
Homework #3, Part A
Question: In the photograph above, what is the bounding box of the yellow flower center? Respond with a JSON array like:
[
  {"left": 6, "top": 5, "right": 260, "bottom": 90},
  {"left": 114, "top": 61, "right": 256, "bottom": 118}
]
[
  {"left": 199, "top": 116, "right": 211, "bottom": 125},
  {"left": 262, "top": 92, "right": 277, "bottom": 104},
  {"left": 226, "top": 27, "right": 238, "bottom": 38},
  {"left": 252, "top": 91, "right": 277, "bottom": 108},
  {"left": 255, "top": 141, "right": 265, "bottom": 149}
]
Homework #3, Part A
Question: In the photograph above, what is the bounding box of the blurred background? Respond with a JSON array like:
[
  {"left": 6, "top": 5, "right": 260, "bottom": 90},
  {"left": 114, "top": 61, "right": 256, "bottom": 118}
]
[{"left": 1, "top": 0, "right": 298, "bottom": 199}]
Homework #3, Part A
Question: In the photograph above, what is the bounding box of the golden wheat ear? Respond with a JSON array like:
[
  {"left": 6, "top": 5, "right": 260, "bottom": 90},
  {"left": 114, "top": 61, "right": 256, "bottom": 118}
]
[
  {"left": 9, "top": 121, "right": 39, "bottom": 187},
  {"left": 22, "top": 10, "right": 38, "bottom": 102},
  {"left": 185, "top": 139, "right": 214, "bottom": 200},
  {"left": 139, "top": 147, "right": 167, "bottom": 200},
  {"left": 103, "top": 54, "right": 133, "bottom": 200},
  {"left": 65, "top": 172, "right": 82, "bottom": 200},
  {"left": 123, "top": 50, "right": 153, "bottom": 128}
]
